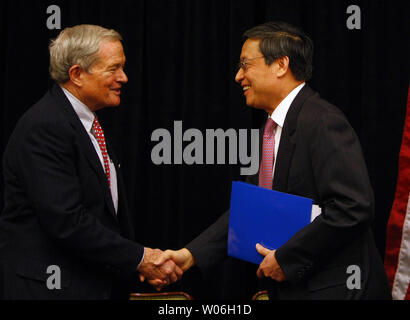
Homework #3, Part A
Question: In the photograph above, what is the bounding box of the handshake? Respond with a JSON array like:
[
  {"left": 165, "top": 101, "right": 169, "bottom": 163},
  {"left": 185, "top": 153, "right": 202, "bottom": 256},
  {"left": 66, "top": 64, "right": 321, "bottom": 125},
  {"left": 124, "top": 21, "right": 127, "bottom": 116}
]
[
  {"left": 137, "top": 244, "right": 286, "bottom": 290},
  {"left": 137, "top": 247, "right": 195, "bottom": 290}
]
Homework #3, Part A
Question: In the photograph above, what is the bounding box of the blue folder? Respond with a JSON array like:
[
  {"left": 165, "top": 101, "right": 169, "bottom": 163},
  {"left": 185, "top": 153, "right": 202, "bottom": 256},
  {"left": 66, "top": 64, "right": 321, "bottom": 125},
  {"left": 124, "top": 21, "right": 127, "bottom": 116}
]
[{"left": 228, "top": 181, "right": 313, "bottom": 265}]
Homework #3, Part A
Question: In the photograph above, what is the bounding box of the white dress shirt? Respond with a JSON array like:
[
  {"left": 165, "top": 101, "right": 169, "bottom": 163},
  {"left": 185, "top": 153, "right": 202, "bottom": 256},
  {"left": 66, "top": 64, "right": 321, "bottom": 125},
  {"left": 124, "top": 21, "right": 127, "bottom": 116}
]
[
  {"left": 61, "top": 86, "right": 119, "bottom": 214},
  {"left": 269, "top": 82, "right": 305, "bottom": 175}
]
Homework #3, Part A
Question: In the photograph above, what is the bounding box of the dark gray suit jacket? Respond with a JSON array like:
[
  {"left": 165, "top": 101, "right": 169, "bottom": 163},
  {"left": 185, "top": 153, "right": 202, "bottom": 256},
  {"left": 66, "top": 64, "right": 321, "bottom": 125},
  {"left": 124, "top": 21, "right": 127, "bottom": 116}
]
[
  {"left": 186, "top": 85, "right": 391, "bottom": 300},
  {"left": 0, "top": 85, "right": 143, "bottom": 299}
]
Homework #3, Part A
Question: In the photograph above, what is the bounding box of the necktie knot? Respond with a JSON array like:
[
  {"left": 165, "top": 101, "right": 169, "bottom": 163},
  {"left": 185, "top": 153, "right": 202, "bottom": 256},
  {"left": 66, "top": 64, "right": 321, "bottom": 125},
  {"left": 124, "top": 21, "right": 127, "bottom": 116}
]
[
  {"left": 264, "top": 118, "right": 277, "bottom": 137},
  {"left": 92, "top": 117, "right": 102, "bottom": 135}
]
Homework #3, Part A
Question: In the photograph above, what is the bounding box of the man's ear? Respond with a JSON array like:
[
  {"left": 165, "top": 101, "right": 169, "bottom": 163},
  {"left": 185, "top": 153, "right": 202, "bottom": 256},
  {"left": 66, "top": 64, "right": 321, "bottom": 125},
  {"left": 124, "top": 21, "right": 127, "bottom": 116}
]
[
  {"left": 275, "top": 56, "right": 290, "bottom": 78},
  {"left": 68, "top": 65, "right": 85, "bottom": 87}
]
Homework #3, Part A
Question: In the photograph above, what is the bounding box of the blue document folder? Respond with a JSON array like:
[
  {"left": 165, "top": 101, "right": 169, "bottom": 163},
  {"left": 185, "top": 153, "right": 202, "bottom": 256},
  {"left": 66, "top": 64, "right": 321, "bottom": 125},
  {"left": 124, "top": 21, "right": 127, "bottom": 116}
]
[{"left": 228, "top": 181, "right": 313, "bottom": 264}]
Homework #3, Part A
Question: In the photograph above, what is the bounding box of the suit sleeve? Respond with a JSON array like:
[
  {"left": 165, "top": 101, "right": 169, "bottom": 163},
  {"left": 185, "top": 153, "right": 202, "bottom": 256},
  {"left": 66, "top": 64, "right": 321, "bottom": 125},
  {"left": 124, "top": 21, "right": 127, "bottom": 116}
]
[
  {"left": 16, "top": 120, "right": 143, "bottom": 276},
  {"left": 185, "top": 174, "right": 258, "bottom": 273},
  {"left": 275, "top": 111, "right": 374, "bottom": 284},
  {"left": 185, "top": 210, "right": 230, "bottom": 273}
]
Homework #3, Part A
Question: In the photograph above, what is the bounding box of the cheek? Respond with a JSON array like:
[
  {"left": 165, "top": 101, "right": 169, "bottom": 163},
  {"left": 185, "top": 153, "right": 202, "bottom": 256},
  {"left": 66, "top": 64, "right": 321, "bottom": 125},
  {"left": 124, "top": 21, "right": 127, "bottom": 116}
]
[
  {"left": 103, "top": 83, "right": 114, "bottom": 95},
  {"left": 106, "top": 79, "right": 117, "bottom": 90}
]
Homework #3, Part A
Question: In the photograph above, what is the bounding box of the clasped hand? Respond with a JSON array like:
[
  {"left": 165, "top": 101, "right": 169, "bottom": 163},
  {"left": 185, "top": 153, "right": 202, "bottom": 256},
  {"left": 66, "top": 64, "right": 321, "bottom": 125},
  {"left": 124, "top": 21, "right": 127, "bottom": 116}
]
[
  {"left": 137, "top": 247, "right": 183, "bottom": 289},
  {"left": 141, "top": 244, "right": 285, "bottom": 290},
  {"left": 139, "top": 248, "right": 195, "bottom": 290}
]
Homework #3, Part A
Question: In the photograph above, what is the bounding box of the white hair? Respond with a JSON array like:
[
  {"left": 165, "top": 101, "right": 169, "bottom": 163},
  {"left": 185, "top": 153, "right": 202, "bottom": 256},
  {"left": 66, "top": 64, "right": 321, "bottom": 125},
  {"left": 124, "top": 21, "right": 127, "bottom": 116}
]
[{"left": 49, "top": 24, "right": 122, "bottom": 83}]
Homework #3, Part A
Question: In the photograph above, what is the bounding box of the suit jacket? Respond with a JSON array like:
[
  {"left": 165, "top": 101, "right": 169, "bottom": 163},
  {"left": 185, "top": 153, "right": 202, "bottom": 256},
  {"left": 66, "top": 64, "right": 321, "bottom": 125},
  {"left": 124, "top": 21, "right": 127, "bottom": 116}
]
[
  {"left": 186, "top": 85, "right": 391, "bottom": 300},
  {"left": 0, "top": 84, "right": 144, "bottom": 299}
]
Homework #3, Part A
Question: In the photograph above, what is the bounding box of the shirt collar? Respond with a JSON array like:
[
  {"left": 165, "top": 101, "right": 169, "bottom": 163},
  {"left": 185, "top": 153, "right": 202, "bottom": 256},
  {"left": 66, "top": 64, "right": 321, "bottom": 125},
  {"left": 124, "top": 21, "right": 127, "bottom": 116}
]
[
  {"left": 60, "top": 86, "right": 95, "bottom": 133},
  {"left": 270, "top": 82, "right": 305, "bottom": 127}
]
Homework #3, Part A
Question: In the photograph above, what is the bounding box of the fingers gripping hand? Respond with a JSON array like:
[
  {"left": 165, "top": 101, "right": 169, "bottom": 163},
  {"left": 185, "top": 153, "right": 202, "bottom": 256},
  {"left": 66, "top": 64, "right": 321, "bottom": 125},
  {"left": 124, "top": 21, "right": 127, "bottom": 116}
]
[
  {"left": 154, "top": 248, "right": 195, "bottom": 272},
  {"left": 138, "top": 248, "right": 183, "bottom": 289},
  {"left": 160, "top": 259, "right": 183, "bottom": 283}
]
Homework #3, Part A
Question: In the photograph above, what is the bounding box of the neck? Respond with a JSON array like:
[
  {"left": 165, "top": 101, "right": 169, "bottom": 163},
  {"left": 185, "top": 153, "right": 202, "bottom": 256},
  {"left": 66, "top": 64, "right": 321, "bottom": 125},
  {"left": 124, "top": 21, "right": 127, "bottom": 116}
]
[
  {"left": 61, "top": 82, "right": 95, "bottom": 112},
  {"left": 266, "top": 80, "right": 304, "bottom": 116}
]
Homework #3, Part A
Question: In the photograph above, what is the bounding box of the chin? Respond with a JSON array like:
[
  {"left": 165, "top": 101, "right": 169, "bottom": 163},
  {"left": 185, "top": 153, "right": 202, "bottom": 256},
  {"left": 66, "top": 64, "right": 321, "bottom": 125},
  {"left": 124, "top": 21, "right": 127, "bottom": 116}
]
[
  {"left": 108, "top": 98, "right": 121, "bottom": 107},
  {"left": 245, "top": 98, "right": 256, "bottom": 108},
  {"left": 245, "top": 96, "right": 259, "bottom": 109}
]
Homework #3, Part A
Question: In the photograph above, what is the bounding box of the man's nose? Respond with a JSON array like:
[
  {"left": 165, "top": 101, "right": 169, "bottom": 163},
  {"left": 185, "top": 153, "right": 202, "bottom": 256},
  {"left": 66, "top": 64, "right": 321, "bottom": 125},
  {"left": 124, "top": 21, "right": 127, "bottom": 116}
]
[
  {"left": 235, "top": 68, "right": 244, "bottom": 83},
  {"left": 118, "top": 69, "right": 128, "bottom": 83}
]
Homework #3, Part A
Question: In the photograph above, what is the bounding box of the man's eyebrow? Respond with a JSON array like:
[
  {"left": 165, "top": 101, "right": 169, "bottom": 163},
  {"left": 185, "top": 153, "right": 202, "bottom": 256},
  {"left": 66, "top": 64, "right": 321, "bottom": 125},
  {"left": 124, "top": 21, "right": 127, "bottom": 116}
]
[{"left": 110, "top": 62, "right": 125, "bottom": 68}]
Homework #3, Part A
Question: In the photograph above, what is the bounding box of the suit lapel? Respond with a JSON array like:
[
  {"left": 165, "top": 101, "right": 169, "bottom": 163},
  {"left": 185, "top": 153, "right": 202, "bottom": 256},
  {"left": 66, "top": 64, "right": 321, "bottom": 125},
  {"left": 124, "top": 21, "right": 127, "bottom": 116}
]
[
  {"left": 50, "top": 85, "right": 118, "bottom": 221},
  {"left": 272, "top": 85, "right": 316, "bottom": 192}
]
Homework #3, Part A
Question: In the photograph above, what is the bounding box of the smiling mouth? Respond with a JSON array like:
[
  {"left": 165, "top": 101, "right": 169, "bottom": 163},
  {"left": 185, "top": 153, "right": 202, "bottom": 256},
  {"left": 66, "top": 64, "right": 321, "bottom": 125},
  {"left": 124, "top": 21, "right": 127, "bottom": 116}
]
[{"left": 243, "top": 85, "right": 251, "bottom": 94}]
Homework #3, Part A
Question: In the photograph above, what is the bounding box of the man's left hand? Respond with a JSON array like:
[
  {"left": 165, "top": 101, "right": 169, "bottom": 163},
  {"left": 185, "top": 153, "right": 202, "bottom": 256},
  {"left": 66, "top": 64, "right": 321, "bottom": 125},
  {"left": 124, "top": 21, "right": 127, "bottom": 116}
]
[{"left": 256, "top": 243, "right": 286, "bottom": 282}]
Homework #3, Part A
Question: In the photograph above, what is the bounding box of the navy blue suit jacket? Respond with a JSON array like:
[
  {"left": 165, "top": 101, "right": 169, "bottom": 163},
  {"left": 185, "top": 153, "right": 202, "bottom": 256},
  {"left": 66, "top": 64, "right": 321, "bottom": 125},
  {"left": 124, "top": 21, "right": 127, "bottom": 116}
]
[{"left": 0, "top": 85, "right": 143, "bottom": 299}]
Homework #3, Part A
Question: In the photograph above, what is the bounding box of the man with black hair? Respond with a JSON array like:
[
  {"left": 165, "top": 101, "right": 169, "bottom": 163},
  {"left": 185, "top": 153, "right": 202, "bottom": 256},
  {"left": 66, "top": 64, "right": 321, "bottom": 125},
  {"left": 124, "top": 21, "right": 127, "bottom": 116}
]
[{"left": 156, "top": 21, "right": 390, "bottom": 300}]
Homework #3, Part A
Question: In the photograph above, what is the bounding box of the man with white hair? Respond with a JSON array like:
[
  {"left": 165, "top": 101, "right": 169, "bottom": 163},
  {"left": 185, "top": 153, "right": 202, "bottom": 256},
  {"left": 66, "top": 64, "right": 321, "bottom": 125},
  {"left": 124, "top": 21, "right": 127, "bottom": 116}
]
[{"left": 0, "top": 24, "right": 181, "bottom": 299}]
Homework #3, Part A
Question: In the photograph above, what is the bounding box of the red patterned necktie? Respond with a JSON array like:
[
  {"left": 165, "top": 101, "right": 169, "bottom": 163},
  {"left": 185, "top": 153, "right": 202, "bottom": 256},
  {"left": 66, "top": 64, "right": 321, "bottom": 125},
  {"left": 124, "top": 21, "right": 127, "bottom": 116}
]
[
  {"left": 259, "top": 118, "right": 277, "bottom": 189},
  {"left": 92, "top": 117, "right": 111, "bottom": 188}
]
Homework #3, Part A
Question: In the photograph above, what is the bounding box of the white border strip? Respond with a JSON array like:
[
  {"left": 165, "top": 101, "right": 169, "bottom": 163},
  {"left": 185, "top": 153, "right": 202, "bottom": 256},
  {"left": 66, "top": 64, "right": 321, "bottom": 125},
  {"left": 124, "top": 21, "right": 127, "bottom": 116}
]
[{"left": 392, "top": 192, "right": 410, "bottom": 300}]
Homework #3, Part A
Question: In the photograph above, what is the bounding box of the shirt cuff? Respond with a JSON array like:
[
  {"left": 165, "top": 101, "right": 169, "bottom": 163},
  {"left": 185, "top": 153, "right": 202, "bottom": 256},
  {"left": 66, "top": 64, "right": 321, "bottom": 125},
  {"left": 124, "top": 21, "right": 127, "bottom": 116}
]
[{"left": 137, "top": 247, "right": 145, "bottom": 269}]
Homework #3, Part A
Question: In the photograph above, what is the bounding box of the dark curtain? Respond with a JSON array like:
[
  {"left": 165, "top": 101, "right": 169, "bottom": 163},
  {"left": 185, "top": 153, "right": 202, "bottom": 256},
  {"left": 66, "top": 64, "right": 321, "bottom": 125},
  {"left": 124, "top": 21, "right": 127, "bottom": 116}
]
[{"left": 0, "top": 0, "right": 409, "bottom": 299}]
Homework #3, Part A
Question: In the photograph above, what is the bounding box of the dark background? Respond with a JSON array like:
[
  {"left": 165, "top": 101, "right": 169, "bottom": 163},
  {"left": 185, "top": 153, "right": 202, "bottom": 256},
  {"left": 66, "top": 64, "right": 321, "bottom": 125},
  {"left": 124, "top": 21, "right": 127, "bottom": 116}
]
[{"left": 0, "top": 0, "right": 409, "bottom": 299}]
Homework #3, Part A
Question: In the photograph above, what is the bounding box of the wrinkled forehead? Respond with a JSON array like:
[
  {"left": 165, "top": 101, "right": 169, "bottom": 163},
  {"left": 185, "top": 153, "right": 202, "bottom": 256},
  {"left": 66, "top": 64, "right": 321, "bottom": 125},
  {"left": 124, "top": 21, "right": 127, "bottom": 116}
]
[
  {"left": 98, "top": 40, "right": 124, "bottom": 57},
  {"left": 95, "top": 40, "right": 126, "bottom": 65}
]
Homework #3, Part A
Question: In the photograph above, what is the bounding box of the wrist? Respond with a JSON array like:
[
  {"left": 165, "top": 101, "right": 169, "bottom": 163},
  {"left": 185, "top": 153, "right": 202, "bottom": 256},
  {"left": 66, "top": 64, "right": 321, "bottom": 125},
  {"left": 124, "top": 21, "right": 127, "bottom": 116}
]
[{"left": 181, "top": 248, "right": 195, "bottom": 271}]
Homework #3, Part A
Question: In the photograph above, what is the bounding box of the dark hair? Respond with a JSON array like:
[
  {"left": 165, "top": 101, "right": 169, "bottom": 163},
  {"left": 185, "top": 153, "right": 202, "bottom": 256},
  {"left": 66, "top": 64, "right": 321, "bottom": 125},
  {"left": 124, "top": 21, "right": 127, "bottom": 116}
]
[{"left": 243, "top": 21, "right": 313, "bottom": 81}]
